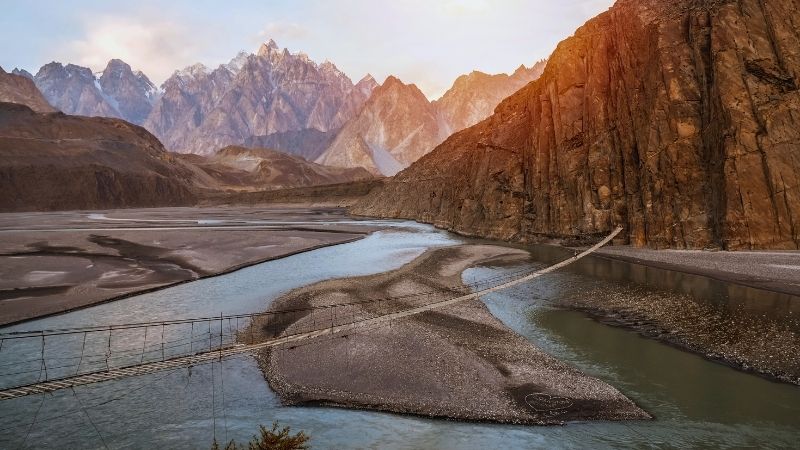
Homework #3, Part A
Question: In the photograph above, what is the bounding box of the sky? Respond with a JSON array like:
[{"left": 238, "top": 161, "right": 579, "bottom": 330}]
[{"left": 1, "top": 0, "right": 615, "bottom": 99}]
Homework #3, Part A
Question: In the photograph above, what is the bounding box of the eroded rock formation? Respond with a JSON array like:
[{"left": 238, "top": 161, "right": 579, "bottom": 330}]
[{"left": 354, "top": 0, "right": 800, "bottom": 250}]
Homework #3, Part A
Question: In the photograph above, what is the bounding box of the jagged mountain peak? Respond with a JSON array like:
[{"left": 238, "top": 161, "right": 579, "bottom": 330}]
[
  {"left": 147, "top": 41, "right": 368, "bottom": 154},
  {"left": 355, "top": 74, "right": 379, "bottom": 94},
  {"left": 175, "top": 63, "right": 210, "bottom": 79},
  {"left": 31, "top": 58, "right": 159, "bottom": 125},
  {"left": 382, "top": 75, "right": 404, "bottom": 86},
  {"left": 224, "top": 51, "right": 250, "bottom": 73},
  {"left": 257, "top": 38, "right": 280, "bottom": 56},
  {"left": 12, "top": 68, "right": 33, "bottom": 79}
]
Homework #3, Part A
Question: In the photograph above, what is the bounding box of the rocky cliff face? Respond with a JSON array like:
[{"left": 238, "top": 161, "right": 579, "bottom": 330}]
[
  {"left": 146, "top": 40, "right": 374, "bottom": 155},
  {"left": 433, "top": 60, "right": 546, "bottom": 133},
  {"left": 354, "top": 0, "right": 800, "bottom": 250},
  {"left": 0, "top": 67, "right": 56, "bottom": 112},
  {"left": 0, "top": 102, "right": 196, "bottom": 212},
  {"left": 316, "top": 76, "right": 446, "bottom": 175},
  {"left": 32, "top": 60, "right": 158, "bottom": 124}
]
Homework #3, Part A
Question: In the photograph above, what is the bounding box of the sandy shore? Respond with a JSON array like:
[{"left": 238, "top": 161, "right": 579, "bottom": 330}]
[
  {"left": 0, "top": 205, "right": 379, "bottom": 325},
  {"left": 253, "top": 244, "right": 650, "bottom": 424}
]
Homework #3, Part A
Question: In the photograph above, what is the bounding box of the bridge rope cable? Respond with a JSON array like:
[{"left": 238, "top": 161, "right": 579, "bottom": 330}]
[
  {"left": 0, "top": 256, "right": 544, "bottom": 340},
  {"left": 0, "top": 355, "right": 253, "bottom": 437},
  {"left": 18, "top": 391, "right": 45, "bottom": 449},
  {"left": 71, "top": 386, "right": 110, "bottom": 450},
  {"left": 0, "top": 260, "right": 543, "bottom": 341},
  {"left": 0, "top": 227, "right": 621, "bottom": 401},
  {"left": 0, "top": 259, "right": 573, "bottom": 385}
]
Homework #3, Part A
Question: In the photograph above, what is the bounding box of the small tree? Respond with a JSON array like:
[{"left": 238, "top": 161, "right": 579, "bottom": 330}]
[{"left": 212, "top": 422, "right": 310, "bottom": 450}]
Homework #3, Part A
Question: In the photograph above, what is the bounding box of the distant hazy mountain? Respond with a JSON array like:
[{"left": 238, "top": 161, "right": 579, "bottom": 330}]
[
  {"left": 34, "top": 62, "right": 122, "bottom": 119},
  {"left": 31, "top": 59, "right": 158, "bottom": 124},
  {"left": 146, "top": 39, "right": 376, "bottom": 155},
  {"left": 434, "top": 60, "right": 546, "bottom": 132},
  {"left": 97, "top": 59, "right": 159, "bottom": 124},
  {"left": 316, "top": 62, "right": 546, "bottom": 176},
  {"left": 243, "top": 128, "right": 339, "bottom": 161},
  {"left": 0, "top": 67, "right": 56, "bottom": 113},
  {"left": 182, "top": 145, "right": 373, "bottom": 192},
  {"left": 11, "top": 68, "right": 34, "bottom": 79},
  {"left": 317, "top": 76, "right": 446, "bottom": 175}
]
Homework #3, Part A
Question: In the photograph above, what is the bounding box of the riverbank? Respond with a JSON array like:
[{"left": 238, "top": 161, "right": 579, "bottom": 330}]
[
  {"left": 253, "top": 244, "right": 650, "bottom": 424},
  {"left": 0, "top": 206, "right": 381, "bottom": 325},
  {"left": 505, "top": 244, "right": 800, "bottom": 385},
  {"left": 593, "top": 246, "right": 800, "bottom": 297}
]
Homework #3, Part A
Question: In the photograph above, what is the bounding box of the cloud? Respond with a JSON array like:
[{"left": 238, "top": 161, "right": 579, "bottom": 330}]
[
  {"left": 256, "top": 22, "right": 311, "bottom": 42},
  {"left": 60, "top": 14, "right": 206, "bottom": 83}
]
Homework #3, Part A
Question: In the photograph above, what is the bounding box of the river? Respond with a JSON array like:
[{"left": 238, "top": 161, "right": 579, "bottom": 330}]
[{"left": 1, "top": 219, "right": 798, "bottom": 449}]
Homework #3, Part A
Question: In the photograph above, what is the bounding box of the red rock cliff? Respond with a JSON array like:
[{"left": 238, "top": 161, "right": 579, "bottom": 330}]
[{"left": 354, "top": 0, "right": 800, "bottom": 250}]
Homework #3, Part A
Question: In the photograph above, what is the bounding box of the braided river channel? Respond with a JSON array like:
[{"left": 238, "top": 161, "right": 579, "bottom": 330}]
[{"left": 1, "top": 218, "right": 799, "bottom": 449}]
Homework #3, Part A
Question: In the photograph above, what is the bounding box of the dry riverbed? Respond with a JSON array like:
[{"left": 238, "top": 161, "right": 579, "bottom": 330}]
[
  {"left": 0, "top": 205, "right": 380, "bottom": 325},
  {"left": 253, "top": 245, "right": 650, "bottom": 424}
]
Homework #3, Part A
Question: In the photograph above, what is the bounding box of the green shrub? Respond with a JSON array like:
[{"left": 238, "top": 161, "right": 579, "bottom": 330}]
[{"left": 212, "top": 422, "right": 310, "bottom": 450}]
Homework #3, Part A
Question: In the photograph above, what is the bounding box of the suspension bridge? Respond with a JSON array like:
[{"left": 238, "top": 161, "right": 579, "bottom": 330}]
[{"left": 0, "top": 227, "right": 622, "bottom": 402}]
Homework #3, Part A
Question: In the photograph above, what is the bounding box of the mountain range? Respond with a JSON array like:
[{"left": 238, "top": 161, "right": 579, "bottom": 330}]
[
  {"left": 13, "top": 40, "right": 545, "bottom": 175},
  {"left": 31, "top": 59, "right": 158, "bottom": 124}
]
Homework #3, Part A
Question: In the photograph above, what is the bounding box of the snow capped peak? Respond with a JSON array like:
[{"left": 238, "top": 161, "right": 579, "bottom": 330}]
[
  {"left": 177, "top": 63, "right": 209, "bottom": 79},
  {"left": 258, "top": 39, "right": 280, "bottom": 56},
  {"left": 225, "top": 51, "right": 250, "bottom": 73}
]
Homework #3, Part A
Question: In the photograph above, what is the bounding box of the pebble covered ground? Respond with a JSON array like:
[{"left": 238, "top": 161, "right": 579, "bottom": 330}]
[
  {"left": 557, "top": 281, "right": 800, "bottom": 385},
  {"left": 250, "top": 245, "right": 650, "bottom": 424}
]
